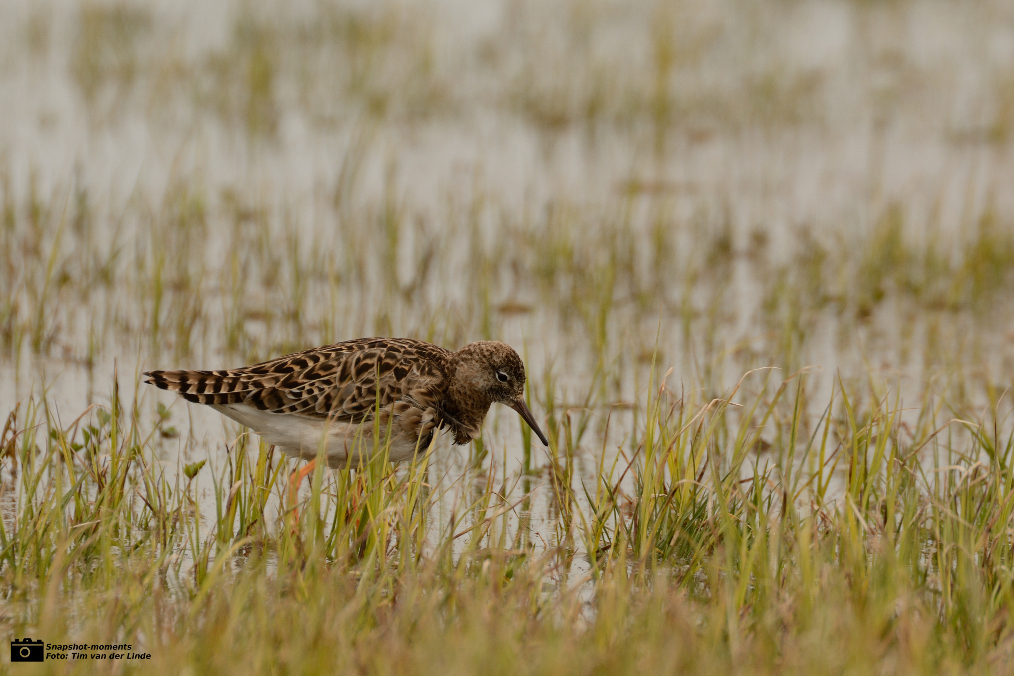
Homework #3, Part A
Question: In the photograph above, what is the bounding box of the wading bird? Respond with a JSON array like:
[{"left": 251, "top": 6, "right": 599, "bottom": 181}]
[{"left": 144, "top": 338, "right": 549, "bottom": 486}]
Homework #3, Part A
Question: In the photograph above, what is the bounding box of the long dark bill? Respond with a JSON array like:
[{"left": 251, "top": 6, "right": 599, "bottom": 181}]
[{"left": 508, "top": 398, "right": 550, "bottom": 446}]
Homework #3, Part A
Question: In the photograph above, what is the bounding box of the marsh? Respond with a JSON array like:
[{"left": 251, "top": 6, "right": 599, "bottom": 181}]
[{"left": 2, "top": 0, "right": 1014, "bottom": 672}]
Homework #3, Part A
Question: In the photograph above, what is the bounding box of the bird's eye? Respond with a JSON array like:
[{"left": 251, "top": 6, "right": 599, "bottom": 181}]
[{"left": 496, "top": 371, "right": 509, "bottom": 383}]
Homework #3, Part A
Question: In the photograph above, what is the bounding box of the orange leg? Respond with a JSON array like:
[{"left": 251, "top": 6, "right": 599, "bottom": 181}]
[{"left": 287, "top": 458, "right": 318, "bottom": 521}]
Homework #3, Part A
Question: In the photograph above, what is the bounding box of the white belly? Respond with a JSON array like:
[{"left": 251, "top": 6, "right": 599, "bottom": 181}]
[{"left": 211, "top": 404, "right": 426, "bottom": 466}]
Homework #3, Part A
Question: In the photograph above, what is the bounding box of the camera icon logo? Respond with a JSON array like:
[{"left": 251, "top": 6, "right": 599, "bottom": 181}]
[{"left": 10, "top": 638, "right": 44, "bottom": 662}]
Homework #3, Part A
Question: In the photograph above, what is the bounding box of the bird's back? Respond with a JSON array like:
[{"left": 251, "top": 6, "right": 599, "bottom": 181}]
[{"left": 144, "top": 338, "right": 453, "bottom": 464}]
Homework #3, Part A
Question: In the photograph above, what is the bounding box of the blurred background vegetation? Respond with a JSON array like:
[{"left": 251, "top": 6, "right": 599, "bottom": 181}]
[{"left": 2, "top": 0, "right": 1013, "bottom": 398}]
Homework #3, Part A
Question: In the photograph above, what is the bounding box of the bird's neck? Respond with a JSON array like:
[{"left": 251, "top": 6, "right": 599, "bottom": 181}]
[{"left": 443, "top": 361, "right": 493, "bottom": 444}]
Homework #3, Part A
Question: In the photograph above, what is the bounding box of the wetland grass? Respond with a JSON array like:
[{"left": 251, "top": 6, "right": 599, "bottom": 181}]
[{"left": 6, "top": 360, "right": 1014, "bottom": 673}]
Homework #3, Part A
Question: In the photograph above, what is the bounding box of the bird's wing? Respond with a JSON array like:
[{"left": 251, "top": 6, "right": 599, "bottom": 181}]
[{"left": 144, "top": 338, "right": 450, "bottom": 429}]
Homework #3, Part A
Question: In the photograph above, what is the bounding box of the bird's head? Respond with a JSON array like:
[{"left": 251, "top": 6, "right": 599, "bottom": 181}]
[{"left": 450, "top": 341, "right": 549, "bottom": 446}]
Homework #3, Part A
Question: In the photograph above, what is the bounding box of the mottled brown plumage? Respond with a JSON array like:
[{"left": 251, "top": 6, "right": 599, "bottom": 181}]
[{"left": 143, "top": 338, "right": 548, "bottom": 466}]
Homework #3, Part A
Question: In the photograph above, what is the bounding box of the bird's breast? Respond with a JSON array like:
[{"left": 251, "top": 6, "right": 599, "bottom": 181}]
[{"left": 211, "top": 403, "right": 428, "bottom": 466}]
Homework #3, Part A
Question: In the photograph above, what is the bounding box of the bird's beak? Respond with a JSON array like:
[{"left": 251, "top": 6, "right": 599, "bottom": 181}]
[{"left": 508, "top": 398, "right": 549, "bottom": 446}]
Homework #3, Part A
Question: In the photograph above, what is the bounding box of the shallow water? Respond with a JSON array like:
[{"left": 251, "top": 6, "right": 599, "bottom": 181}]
[{"left": 3, "top": 0, "right": 1014, "bottom": 574}]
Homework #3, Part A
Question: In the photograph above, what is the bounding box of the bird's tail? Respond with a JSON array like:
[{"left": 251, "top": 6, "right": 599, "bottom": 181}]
[{"left": 143, "top": 370, "right": 247, "bottom": 405}]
